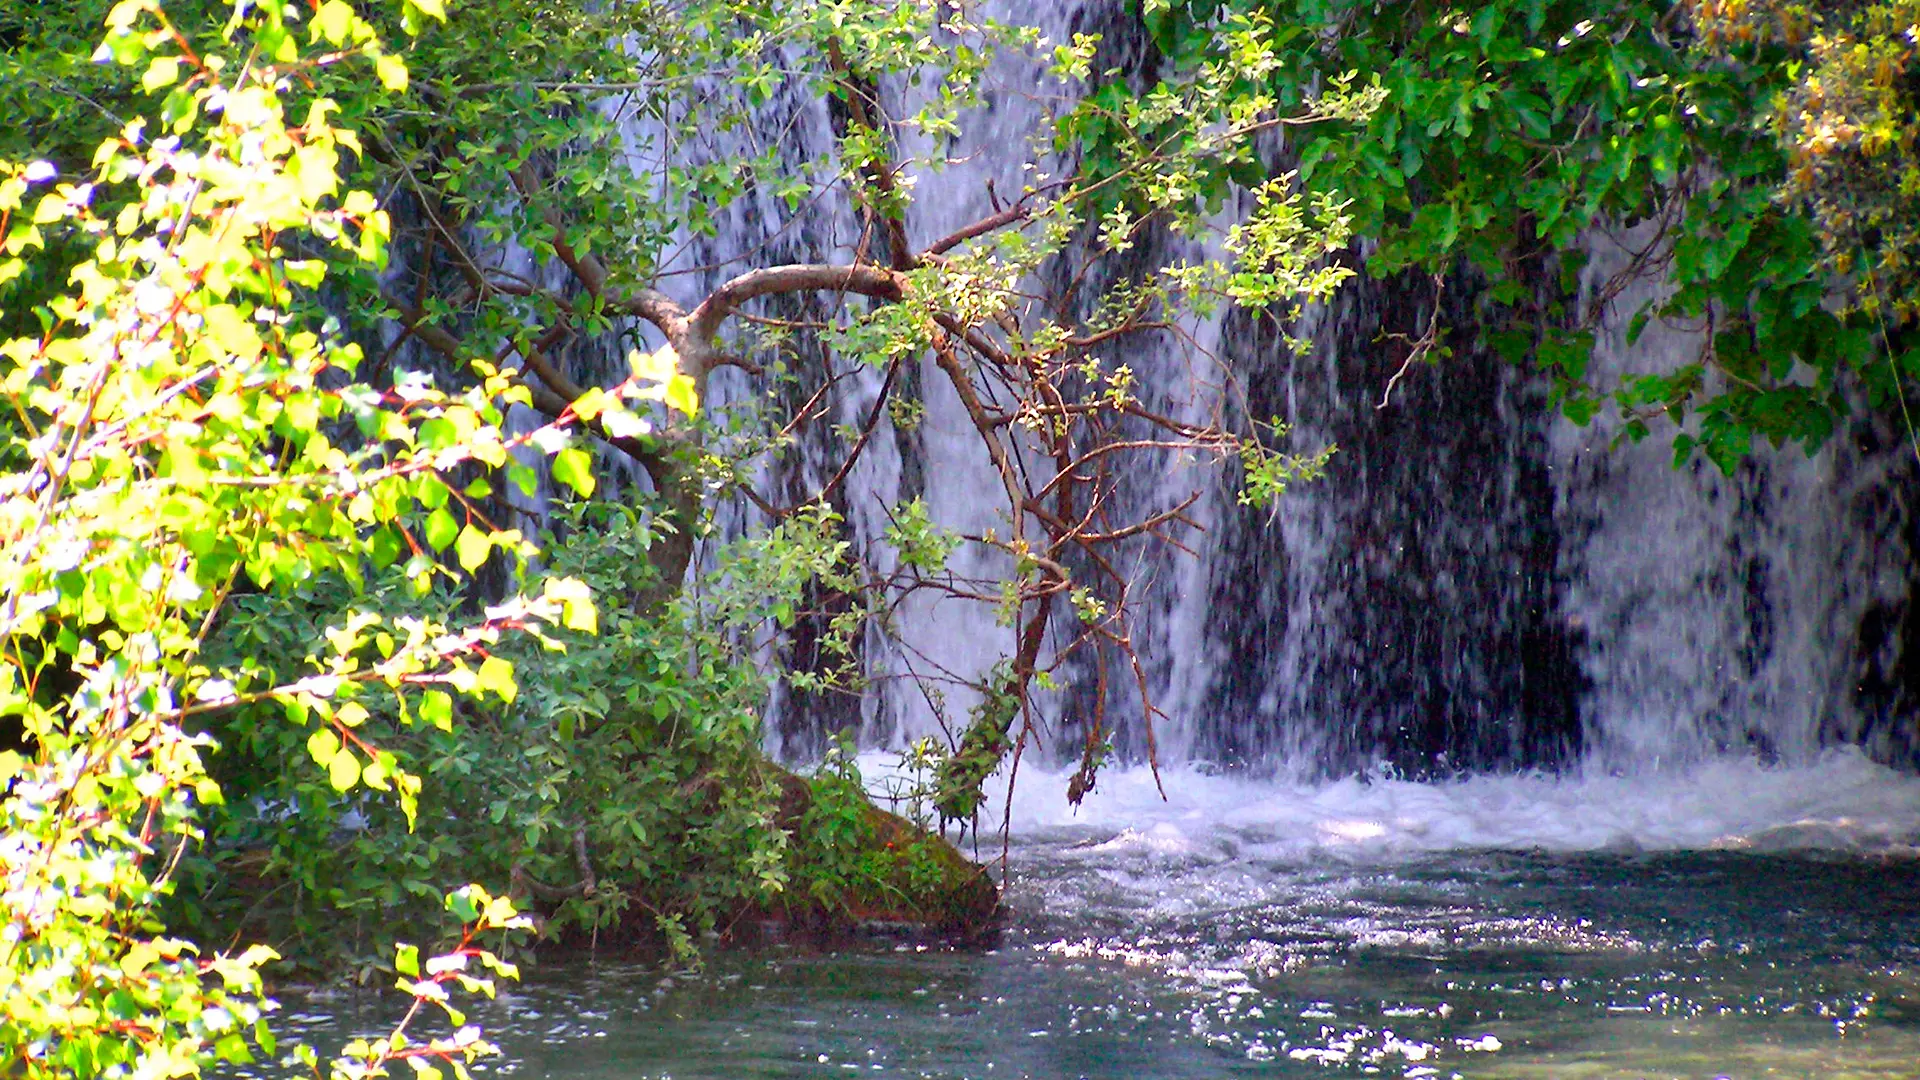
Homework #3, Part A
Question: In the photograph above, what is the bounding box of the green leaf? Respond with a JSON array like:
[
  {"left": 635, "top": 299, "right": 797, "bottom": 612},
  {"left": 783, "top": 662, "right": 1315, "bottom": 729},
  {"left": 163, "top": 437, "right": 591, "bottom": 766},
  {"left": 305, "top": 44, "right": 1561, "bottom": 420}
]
[
  {"left": 369, "top": 525, "right": 405, "bottom": 569},
  {"left": 1488, "top": 329, "right": 1532, "bottom": 365},
  {"left": 418, "top": 417, "right": 457, "bottom": 450},
  {"left": 416, "top": 475, "right": 450, "bottom": 509},
  {"left": 447, "top": 886, "right": 482, "bottom": 922},
  {"left": 1487, "top": 280, "right": 1528, "bottom": 307},
  {"left": 455, "top": 524, "right": 492, "bottom": 572},
  {"left": 215, "top": 1034, "right": 252, "bottom": 1064},
  {"left": 1672, "top": 432, "right": 1696, "bottom": 468},
  {"left": 552, "top": 447, "right": 596, "bottom": 497},
  {"left": 424, "top": 506, "right": 459, "bottom": 552}
]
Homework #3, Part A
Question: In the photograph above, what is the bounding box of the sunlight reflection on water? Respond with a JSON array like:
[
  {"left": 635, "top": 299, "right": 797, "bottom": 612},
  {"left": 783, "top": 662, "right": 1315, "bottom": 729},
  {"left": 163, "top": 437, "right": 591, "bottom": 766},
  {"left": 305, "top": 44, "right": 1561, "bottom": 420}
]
[{"left": 252, "top": 753, "right": 1920, "bottom": 1079}]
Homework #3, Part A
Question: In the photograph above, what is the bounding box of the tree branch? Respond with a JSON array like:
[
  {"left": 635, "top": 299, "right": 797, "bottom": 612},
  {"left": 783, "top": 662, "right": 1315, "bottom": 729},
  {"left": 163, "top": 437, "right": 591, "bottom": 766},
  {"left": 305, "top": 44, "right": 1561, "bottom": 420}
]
[
  {"left": 686, "top": 263, "right": 902, "bottom": 344},
  {"left": 921, "top": 203, "right": 1032, "bottom": 260},
  {"left": 508, "top": 163, "right": 689, "bottom": 341},
  {"left": 382, "top": 291, "right": 466, "bottom": 362}
]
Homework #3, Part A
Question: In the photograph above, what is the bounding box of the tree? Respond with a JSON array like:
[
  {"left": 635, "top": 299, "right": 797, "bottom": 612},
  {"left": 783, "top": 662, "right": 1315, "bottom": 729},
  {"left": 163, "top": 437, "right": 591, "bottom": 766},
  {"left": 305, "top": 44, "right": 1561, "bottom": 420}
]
[
  {"left": 328, "top": 1, "right": 1376, "bottom": 813},
  {"left": 0, "top": 1, "right": 603, "bottom": 1074},
  {"left": 157, "top": 3, "right": 1371, "bottom": 813},
  {"left": 1693, "top": 0, "right": 1920, "bottom": 330}
]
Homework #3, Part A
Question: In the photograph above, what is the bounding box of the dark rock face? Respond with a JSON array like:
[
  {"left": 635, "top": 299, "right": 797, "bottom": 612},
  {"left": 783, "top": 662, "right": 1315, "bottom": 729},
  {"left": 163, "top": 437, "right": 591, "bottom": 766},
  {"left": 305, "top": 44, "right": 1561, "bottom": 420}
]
[
  {"left": 1853, "top": 587, "right": 1920, "bottom": 771},
  {"left": 1841, "top": 426, "right": 1920, "bottom": 772}
]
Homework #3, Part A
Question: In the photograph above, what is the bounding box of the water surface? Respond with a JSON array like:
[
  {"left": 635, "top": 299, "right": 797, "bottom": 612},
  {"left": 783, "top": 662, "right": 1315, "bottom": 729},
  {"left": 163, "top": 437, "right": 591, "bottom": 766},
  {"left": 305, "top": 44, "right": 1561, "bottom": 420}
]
[{"left": 276, "top": 753, "right": 1920, "bottom": 1079}]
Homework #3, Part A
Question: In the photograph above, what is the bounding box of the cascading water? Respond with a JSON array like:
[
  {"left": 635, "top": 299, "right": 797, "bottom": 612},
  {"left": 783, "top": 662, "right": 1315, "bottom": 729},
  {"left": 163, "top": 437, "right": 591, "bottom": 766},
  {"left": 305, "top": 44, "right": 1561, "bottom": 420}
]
[
  {"left": 668, "top": 1, "right": 1920, "bottom": 784},
  {"left": 1556, "top": 229, "right": 1920, "bottom": 773}
]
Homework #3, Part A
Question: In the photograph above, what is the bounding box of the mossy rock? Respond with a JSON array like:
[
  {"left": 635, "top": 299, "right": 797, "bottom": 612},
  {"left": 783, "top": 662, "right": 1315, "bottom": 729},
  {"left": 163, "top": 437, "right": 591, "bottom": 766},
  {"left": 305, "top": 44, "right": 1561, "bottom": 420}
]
[
  {"left": 541, "top": 761, "right": 1000, "bottom": 958},
  {"left": 760, "top": 766, "right": 1000, "bottom": 941}
]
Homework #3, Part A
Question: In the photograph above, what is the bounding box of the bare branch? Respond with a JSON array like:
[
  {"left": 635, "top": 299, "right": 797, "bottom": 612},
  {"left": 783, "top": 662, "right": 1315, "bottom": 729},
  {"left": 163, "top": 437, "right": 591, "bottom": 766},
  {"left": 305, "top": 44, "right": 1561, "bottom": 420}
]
[
  {"left": 1378, "top": 273, "right": 1445, "bottom": 409},
  {"left": 687, "top": 263, "right": 901, "bottom": 343},
  {"left": 921, "top": 203, "right": 1033, "bottom": 260},
  {"left": 517, "top": 340, "right": 586, "bottom": 403},
  {"left": 1033, "top": 440, "right": 1209, "bottom": 500},
  {"left": 1078, "top": 491, "right": 1204, "bottom": 544}
]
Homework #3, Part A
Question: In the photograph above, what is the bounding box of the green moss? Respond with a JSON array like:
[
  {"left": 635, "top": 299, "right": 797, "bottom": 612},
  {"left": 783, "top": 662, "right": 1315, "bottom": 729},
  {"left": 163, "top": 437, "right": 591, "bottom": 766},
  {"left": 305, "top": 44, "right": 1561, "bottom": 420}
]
[{"left": 771, "top": 763, "right": 999, "bottom": 936}]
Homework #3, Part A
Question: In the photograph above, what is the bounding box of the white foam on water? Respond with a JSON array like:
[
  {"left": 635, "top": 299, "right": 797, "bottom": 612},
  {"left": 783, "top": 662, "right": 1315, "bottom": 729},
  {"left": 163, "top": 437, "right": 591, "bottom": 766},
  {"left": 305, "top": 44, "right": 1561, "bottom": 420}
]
[{"left": 863, "top": 746, "right": 1920, "bottom": 861}]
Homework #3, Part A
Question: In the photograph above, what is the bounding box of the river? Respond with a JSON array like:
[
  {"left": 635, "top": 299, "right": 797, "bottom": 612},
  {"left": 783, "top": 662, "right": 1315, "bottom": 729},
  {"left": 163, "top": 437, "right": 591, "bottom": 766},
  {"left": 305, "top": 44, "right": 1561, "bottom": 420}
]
[{"left": 268, "top": 752, "right": 1920, "bottom": 1079}]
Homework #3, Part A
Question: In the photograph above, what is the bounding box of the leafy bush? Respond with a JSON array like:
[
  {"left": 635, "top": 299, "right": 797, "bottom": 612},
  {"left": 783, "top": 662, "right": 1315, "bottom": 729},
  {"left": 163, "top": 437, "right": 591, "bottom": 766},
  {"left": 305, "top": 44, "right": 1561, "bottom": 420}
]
[
  {"left": 184, "top": 482, "right": 1000, "bottom": 966},
  {"left": 1142, "top": 0, "right": 1918, "bottom": 468},
  {"left": 179, "top": 498, "right": 783, "bottom": 966},
  {"left": 0, "top": 1, "right": 612, "bottom": 1074}
]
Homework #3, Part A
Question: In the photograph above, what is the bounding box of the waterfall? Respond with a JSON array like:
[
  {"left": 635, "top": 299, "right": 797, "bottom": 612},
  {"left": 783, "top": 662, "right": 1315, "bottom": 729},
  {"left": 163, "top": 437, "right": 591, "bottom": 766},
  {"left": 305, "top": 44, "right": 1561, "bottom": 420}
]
[
  {"left": 654, "top": 2, "right": 1920, "bottom": 778},
  {"left": 1556, "top": 230, "right": 1920, "bottom": 772}
]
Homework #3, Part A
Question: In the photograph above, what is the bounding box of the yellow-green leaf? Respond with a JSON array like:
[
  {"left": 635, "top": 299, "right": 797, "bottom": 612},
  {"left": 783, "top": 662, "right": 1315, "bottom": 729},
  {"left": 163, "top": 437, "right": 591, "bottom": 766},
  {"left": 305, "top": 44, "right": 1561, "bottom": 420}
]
[
  {"left": 476, "top": 656, "right": 516, "bottom": 704},
  {"left": 142, "top": 56, "right": 180, "bottom": 93},
  {"left": 544, "top": 576, "right": 598, "bottom": 633},
  {"left": 455, "top": 524, "right": 491, "bottom": 572},
  {"left": 375, "top": 53, "right": 409, "bottom": 91},
  {"left": 662, "top": 374, "right": 699, "bottom": 417},
  {"left": 571, "top": 386, "right": 612, "bottom": 421},
  {"left": 627, "top": 345, "right": 677, "bottom": 383},
  {"left": 424, "top": 506, "right": 459, "bottom": 551},
  {"left": 201, "top": 304, "right": 262, "bottom": 360},
  {"left": 551, "top": 447, "right": 595, "bottom": 497},
  {"left": 600, "top": 401, "right": 651, "bottom": 440},
  {"left": 328, "top": 748, "right": 362, "bottom": 791},
  {"left": 306, "top": 727, "right": 340, "bottom": 767},
  {"left": 313, "top": 0, "right": 355, "bottom": 44},
  {"left": 421, "top": 689, "right": 453, "bottom": 731}
]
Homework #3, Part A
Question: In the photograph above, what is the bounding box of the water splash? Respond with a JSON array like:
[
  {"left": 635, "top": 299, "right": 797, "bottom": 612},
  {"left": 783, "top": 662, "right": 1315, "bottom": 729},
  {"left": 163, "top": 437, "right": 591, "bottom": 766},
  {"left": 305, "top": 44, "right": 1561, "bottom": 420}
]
[{"left": 866, "top": 747, "right": 1920, "bottom": 862}]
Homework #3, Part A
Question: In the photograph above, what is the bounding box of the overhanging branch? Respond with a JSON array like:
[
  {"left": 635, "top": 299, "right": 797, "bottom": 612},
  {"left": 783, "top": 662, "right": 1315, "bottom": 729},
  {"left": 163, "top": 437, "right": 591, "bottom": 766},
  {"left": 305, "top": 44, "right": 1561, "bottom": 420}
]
[{"left": 687, "top": 263, "right": 902, "bottom": 344}]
